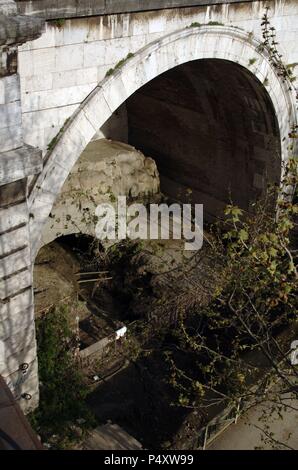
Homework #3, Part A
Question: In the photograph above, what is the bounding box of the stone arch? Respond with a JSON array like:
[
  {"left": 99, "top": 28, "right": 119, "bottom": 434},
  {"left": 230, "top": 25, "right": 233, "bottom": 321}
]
[{"left": 28, "top": 25, "right": 297, "bottom": 257}]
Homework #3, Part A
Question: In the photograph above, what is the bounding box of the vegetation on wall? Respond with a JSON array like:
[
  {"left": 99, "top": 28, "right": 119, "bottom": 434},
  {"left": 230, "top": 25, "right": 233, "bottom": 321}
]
[
  {"left": 30, "top": 305, "right": 95, "bottom": 449},
  {"left": 105, "top": 52, "right": 135, "bottom": 77}
]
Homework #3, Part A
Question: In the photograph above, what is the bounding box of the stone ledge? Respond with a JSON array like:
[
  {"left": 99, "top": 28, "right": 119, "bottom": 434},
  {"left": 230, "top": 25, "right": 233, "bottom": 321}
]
[
  {"left": 0, "top": 144, "right": 42, "bottom": 185},
  {"left": 16, "top": 0, "right": 260, "bottom": 20},
  {"left": 0, "top": 13, "right": 44, "bottom": 46}
]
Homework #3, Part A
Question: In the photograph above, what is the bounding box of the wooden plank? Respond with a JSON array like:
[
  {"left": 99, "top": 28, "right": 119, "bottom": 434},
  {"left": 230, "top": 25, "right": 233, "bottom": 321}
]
[
  {"left": 78, "top": 277, "right": 112, "bottom": 283},
  {"left": 79, "top": 337, "right": 112, "bottom": 359}
]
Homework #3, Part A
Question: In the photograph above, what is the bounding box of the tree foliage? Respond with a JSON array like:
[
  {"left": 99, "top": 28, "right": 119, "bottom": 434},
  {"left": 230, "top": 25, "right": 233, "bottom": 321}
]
[
  {"left": 164, "top": 158, "right": 298, "bottom": 448},
  {"left": 30, "top": 305, "right": 95, "bottom": 448}
]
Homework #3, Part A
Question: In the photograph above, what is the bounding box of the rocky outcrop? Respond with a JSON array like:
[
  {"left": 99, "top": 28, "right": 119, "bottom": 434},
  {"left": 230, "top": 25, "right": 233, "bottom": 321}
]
[{"left": 40, "top": 139, "right": 160, "bottom": 246}]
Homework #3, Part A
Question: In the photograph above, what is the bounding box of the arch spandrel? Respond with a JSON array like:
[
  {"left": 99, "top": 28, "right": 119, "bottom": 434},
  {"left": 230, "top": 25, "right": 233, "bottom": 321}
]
[{"left": 29, "top": 25, "right": 297, "bottom": 257}]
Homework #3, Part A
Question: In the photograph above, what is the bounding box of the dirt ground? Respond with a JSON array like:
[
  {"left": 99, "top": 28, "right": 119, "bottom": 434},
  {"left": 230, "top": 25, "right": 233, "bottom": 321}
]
[{"left": 34, "top": 242, "right": 80, "bottom": 316}]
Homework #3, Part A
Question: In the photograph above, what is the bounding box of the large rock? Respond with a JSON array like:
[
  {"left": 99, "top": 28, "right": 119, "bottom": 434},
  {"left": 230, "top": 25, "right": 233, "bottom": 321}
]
[{"left": 41, "top": 139, "right": 160, "bottom": 246}]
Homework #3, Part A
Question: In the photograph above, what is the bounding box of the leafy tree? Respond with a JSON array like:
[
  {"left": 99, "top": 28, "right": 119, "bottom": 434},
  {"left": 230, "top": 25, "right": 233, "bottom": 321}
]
[{"left": 163, "top": 157, "right": 298, "bottom": 449}]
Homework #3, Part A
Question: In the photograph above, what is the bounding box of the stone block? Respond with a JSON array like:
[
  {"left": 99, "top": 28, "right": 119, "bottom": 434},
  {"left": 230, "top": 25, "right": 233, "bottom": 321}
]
[
  {"left": 102, "top": 37, "right": 130, "bottom": 65},
  {"left": 148, "top": 16, "right": 166, "bottom": 34},
  {"left": 52, "top": 69, "right": 78, "bottom": 89},
  {"left": 83, "top": 88, "right": 112, "bottom": 131},
  {"left": 21, "top": 72, "right": 53, "bottom": 93},
  {"left": 57, "top": 21, "right": 88, "bottom": 46},
  {"left": 0, "top": 246, "right": 31, "bottom": 279},
  {"left": 76, "top": 66, "right": 98, "bottom": 86},
  {"left": 0, "top": 268, "right": 32, "bottom": 301},
  {"left": 0, "top": 345, "right": 36, "bottom": 377},
  {"left": 0, "top": 101, "right": 21, "bottom": 129},
  {"left": 0, "top": 320, "right": 35, "bottom": 357},
  {"left": 0, "top": 305, "right": 34, "bottom": 336},
  {"left": 0, "top": 124, "right": 22, "bottom": 152},
  {"left": 22, "top": 83, "right": 95, "bottom": 112},
  {"left": 18, "top": 50, "right": 34, "bottom": 77},
  {"left": 0, "top": 225, "right": 29, "bottom": 257},
  {"left": 0, "top": 145, "right": 42, "bottom": 185},
  {"left": 83, "top": 40, "right": 107, "bottom": 67},
  {"left": 0, "top": 75, "right": 19, "bottom": 104},
  {"left": 102, "top": 74, "right": 127, "bottom": 113},
  {"left": 0, "top": 202, "right": 28, "bottom": 233},
  {"left": 0, "top": 179, "right": 26, "bottom": 208},
  {"left": 55, "top": 43, "right": 84, "bottom": 71}
]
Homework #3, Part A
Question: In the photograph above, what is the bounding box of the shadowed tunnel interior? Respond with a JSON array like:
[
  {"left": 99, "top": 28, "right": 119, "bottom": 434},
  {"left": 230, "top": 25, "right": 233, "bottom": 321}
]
[{"left": 123, "top": 59, "right": 281, "bottom": 220}]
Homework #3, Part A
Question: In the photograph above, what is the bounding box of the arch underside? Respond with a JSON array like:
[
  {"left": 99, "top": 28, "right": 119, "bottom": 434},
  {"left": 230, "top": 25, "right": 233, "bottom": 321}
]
[
  {"left": 125, "top": 58, "right": 281, "bottom": 220},
  {"left": 28, "top": 26, "right": 297, "bottom": 256}
]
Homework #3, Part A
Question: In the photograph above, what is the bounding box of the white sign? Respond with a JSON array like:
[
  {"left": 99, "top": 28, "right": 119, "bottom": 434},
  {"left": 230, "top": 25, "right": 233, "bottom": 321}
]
[{"left": 116, "top": 326, "right": 127, "bottom": 340}]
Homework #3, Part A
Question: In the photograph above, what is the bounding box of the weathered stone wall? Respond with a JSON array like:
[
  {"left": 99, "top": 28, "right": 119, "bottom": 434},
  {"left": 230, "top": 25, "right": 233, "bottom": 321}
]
[
  {"left": 0, "top": 0, "right": 43, "bottom": 412},
  {"left": 17, "top": 0, "right": 298, "bottom": 155}
]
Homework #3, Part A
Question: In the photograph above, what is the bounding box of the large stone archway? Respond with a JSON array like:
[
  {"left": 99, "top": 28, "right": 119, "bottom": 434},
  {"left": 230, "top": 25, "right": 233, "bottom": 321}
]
[{"left": 29, "top": 25, "right": 297, "bottom": 257}]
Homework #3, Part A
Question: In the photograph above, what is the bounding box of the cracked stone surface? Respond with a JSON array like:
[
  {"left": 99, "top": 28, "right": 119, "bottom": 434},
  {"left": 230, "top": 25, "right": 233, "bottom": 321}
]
[{"left": 41, "top": 139, "right": 160, "bottom": 246}]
